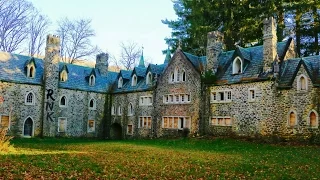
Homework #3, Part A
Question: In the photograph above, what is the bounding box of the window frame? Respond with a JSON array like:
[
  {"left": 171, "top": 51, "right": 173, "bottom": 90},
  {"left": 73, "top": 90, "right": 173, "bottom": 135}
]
[
  {"left": 163, "top": 93, "right": 191, "bottom": 104},
  {"left": 25, "top": 92, "right": 35, "bottom": 105},
  {"left": 139, "top": 96, "right": 153, "bottom": 106},
  {"left": 146, "top": 72, "right": 152, "bottom": 85},
  {"left": 89, "top": 98, "right": 96, "bottom": 110},
  {"left": 248, "top": 88, "right": 256, "bottom": 102},
  {"left": 89, "top": 75, "right": 95, "bottom": 86},
  {"left": 118, "top": 106, "right": 122, "bottom": 116},
  {"left": 0, "top": 114, "right": 10, "bottom": 130},
  {"left": 287, "top": 110, "right": 297, "bottom": 127},
  {"left": 59, "top": 96, "right": 67, "bottom": 108},
  {"left": 128, "top": 102, "right": 134, "bottom": 116},
  {"left": 87, "top": 119, "right": 95, "bottom": 132},
  {"left": 127, "top": 124, "right": 133, "bottom": 135},
  {"left": 210, "top": 90, "right": 232, "bottom": 103},
  {"left": 297, "top": 74, "right": 308, "bottom": 91},
  {"left": 60, "top": 70, "right": 68, "bottom": 82},
  {"left": 232, "top": 56, "right": 243, "bottom": 74},
  {"left": 210, "top": 116, "right": 233, "bottom": 126},
  {"left": 308, "top": 110, "right": 318, "bottom": 128},
  {"left": 138, "top": 116, "right": 152, "bottom": 129},
  {"left": 27, "top": 63, "right": 36, "bottom": 78},
  {"left": 118, "top": 77, "right": 123, "bottom": 89},
  {"left": 162, "top": 116, "right": 191, "bottom": 130},
  {"left": 111, "top": 104, "right": 116, "bottom": 115},
  {"left": 132, "top": 74, "right": 137, "bottom": 86},
  {"left": 58, "top": 117, "right": 67, "bottom": 133}
]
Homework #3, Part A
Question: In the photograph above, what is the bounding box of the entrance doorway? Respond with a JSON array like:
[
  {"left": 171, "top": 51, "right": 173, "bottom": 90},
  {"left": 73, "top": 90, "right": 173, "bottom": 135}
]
[
  {"left": 23, "top": 117, "right": 33, "bottom": 137},
  {"left": 110, "top": 123, "right": 122, "bottom": 140}
]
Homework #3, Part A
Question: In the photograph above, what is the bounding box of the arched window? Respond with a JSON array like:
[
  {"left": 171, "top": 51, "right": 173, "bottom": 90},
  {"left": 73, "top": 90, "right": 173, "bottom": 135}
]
[
  {"left": 146, "top": 72, "right": 152, "bottom": 85},
  {"left": 111, "top": 104, "right": 116, "bottom": 115},
  {"left": 27, "top": 64, "right": 35, "bottom": 78},
  {"left": 128, "top": 103, "right": 133, "bottom": 116},
  {"left": 118, "top": 106, "right": 122, "bottom": 115},
  {"left": 309, "top": 110, "right": 318, "bottom": 128},
  {"left": 118, "top": 77, "right": 123, "bottom": 88},
  {"left": 181, "top": 70, "right": 186, "bottom": 82},
  {"left": 176, "top": 68, "right": 180, "bottom": 82},
  {"left": 59, "top": 96, "right": 67, "bottom": 107},
  {"left": 89, "top": 98, "right": 96, "bottom": 110},
  {"left": 232, "top": 57, "right": 242, "bottom": 74},
  {"left": 25, "top": 92, "right": 35, "bottom": 105},
  {"left": 60, "top": 70, "right": 68, "bottom": 82},
  {"left": 89, "top": 75, "right": 95, "bottom": 86},
  {"left": 297, "top": 75, "right": 308, "bottom": 91},
  {"left": 132, "top": 74, "right": 137, "bottom": 86},
  {"left": 170, "top": 72, "right": 174, "bottom": 83},
  {"left": 288, "top": 110, "right": 297, "bottom": 127}
]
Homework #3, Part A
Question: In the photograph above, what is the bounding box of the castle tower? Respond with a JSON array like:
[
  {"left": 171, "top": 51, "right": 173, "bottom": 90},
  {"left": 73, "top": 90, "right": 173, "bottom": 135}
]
[
  {"left": 95, "top": 52, "right": 109, "bottom": 76},
  {"left": 42, "top": 34, "right": 60, "bottom": 137},
  {"left": 263, "top": 17, "right": 278, "bottom": 73},
  {"left": 138, "top": 48, "right": 145, "bottom": 68},
  {"left": 206, "top": 31, "right": 224, "bottom": 73}
]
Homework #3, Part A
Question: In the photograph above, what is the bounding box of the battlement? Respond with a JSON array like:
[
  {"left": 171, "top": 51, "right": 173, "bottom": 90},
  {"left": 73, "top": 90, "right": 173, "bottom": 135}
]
[{"left": 46, "top": 34, "right": 60, "bottom": 47}]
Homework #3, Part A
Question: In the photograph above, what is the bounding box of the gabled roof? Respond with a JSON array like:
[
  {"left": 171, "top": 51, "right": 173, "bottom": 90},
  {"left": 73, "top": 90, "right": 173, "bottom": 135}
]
[
  {"left": 132, "top": 66, "right": 147, "bottom": 77},
  {"left": 0, "top": 52, "right": 43, "bottom": 85},
  {"left": 119, "top": 70, "right": 132, "bottom": 79},
  {"left": 146, "top": 63, "right": 166, "bottom": 75}
]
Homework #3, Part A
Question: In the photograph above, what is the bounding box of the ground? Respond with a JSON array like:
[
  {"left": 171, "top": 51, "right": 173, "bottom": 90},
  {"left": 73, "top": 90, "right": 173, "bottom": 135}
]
[{"left": 0, "top": 138, "right": 320, "bottom": 179}]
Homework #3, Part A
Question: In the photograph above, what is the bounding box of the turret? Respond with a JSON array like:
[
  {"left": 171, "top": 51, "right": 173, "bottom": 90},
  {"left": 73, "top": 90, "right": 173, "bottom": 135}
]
[
  {"left": 206, "top": 31, "right": 224, "bottom": 73},
  {"left": 138, "top": 48, "right": 145, "bottom": 68},
  {"left": 95, "top": 52, "right": 109, "bottom": 76}
]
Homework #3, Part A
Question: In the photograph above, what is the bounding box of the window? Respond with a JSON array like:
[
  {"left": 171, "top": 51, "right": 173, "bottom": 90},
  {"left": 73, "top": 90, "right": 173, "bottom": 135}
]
[
  {"left": 58, "top": 117, "right": 67, "bottom": 132},
  {"left": 27, "top": 64, "right": 35, "bottom": 78},
  {"left": 111, "top": 105, "right": 116, "bottom": 115},
  {"left": 118, "top": 106, "right": 122, "bottom": 116},
  {"left": 89, "top": 98, "right": 96, "bottom": 110},
  {"left": 60, "top": 70, "right": 68, "bottom": 82},
  {"left": 89, "top": 75, "right": 95, "bottom": 86},
  {"left": 309, "top": 110, "right": 318, "bottom": 128},
  {"left": 163, "top": 93, "right": 191, "bottom": 104},
  {"left": 176, "top": 68, "right": 180, "bottom": 82},
  {"left": 288, "top": 110, "right": 297, "bottom": 127},
  {"left": 0, "top": 115, "right": 10, "bottom": 130},
  {"left": 88, "top": 120, "right": 95, "bottom": 132},
  {"left": 139, "top": 96, "right": 153, "bottom": 106},
  {"left": 118, "top": 77, "right": 123, "bottom": 88},
  {"left": 211, "top": 90, "right": 232, "bottom": 103},
  {"left": 127, "top": 124, "right": 133, "bottom": 135},
  {"left": 210, "top": 117, "right": 232, "bottom": 126},
  {"left": 181, "top": 70, "right": 186, "bottom": 82},
  {"left": 59, "top": 96, "right": 67, "bottom": 107},
  {"left": 146, "top": 72, "right": 152, "bottom": 85},
  {"left": 297, "top": 75, "right": 308, "bottom": 91},
  {"left": 248, "top": 88, "right": 255, "bottom": 102},
  {"left": 128, "top": 103, "right": 134, "bottom": 116},
  {"left": 170, "top": 72, "right": 175, "bottom": 83},
  {"left": 132, "top": 74, "right": 137, "bottom": 86},
  {"left": 139, "top": 116, "right": 152, "bottom": 128},
  {"left": 25, "top": 92, "right": 35, "bottom": 105},
  {"left": 233, "top": 57, "right": 242, "bottom": 74},
  {"left": 162, "top": 116, "right": 190, "bottom": 129}
]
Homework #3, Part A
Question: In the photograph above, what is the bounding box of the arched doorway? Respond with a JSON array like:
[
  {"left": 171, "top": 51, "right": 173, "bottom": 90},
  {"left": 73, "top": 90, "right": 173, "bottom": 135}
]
[
  {"left": 24, "top": 117, "right": 33, "bottom": 137},
  {"left": 110, "top": 123, "right": 122, "bottom": 140}
]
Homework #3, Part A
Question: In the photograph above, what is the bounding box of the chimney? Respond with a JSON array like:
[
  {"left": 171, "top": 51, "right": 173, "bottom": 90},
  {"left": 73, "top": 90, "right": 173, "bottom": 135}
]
[
  {"left": 263, "top": 17, "right": 278, "bottom": 73},
  {"left": 95, "top": 52, "right": 109, "bottom": 76},
  {"left": 206, "top": 31, "right": 224, "bottom": 73}
]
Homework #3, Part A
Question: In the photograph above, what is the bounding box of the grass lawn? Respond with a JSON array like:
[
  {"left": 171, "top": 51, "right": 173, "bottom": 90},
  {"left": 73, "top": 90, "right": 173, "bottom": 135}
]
[{"left": 0, "top": 138, "right": 320, "bottom": 179}]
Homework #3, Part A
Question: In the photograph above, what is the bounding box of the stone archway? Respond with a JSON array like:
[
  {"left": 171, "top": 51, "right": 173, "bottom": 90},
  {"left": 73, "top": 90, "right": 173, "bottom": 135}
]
[
  {"left": 23, "top": 117, "right": 33, "bottom": 137},
  {"left": 110, "top": 123, "right": 122, "bottom": 140}
]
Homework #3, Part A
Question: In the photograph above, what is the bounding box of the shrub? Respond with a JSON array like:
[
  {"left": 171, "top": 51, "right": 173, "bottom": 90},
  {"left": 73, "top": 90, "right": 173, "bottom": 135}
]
[{"left": 0, "top": 128, "right": 15, "bottom": 153}]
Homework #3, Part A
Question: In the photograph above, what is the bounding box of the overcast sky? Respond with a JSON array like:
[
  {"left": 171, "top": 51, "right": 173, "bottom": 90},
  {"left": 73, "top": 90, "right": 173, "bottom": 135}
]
[{"left": 29, "top": 0, "right": 176, "bottom": 65}]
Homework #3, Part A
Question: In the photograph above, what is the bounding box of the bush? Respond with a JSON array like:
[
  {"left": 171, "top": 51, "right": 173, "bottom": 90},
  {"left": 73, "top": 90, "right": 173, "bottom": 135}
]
[{"left": 0, "top": 128, "right": 14, "bottom": 153}]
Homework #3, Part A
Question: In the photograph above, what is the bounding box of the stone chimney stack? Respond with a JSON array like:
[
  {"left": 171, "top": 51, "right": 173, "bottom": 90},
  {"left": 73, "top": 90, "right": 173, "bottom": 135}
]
[
  {"left": 95, "top": 52, "right": 109, "bottom": 76},
  {"left": 43, "top": 34, "right": 61, "bottom": 137},
  {"left": 263, "top": 17, "right": 278, "bottom": 73},
  {"left": 206, "top": 31, "right": 224, "bottom": 73}
]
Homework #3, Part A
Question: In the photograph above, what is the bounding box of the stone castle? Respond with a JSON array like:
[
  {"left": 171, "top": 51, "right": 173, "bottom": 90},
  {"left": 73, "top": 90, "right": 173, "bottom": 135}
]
[{"left": 0, "top": 17, "right": 319, "bottom": 140}]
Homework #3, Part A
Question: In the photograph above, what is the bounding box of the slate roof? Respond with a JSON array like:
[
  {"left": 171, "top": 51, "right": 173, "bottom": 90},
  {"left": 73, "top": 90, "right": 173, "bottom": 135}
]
[
  {"left": 133, "top": 66, "right": 147, "bottom": 77},
  {"left": 0, "top": 51, "right": 119, "bottom": 93}
]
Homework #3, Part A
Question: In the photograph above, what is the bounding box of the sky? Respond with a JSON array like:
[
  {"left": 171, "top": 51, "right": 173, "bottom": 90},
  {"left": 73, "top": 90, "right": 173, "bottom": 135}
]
[{"left": 29, "top": 0, "right": 177, "bottom": 65}]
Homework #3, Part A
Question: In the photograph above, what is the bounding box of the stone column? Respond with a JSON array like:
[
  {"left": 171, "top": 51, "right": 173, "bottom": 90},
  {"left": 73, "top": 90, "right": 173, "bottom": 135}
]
[
  {"left": 42, "top": 35, "right": 60, "bottom": 137},
  {"left": 263, "top": 17, "right": 278, "bottom": 73},
  {"left": 206, "top": 31, "right": 224, "bottom": 73}
]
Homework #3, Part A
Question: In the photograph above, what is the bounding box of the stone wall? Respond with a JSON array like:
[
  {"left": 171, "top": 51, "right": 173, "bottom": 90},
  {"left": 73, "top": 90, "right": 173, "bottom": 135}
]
[
  {"left": 275, "top": 66, "right": 320, "bottom": 139},
  {"left": 111, "top": 91, "right": 154, "bottom": 139},
  {"left": 206, "top": 81, "right": 276, "bottom": 136},
  {"left": 0, "top": 82, "right": 43, "bottom": 137},
  {"left": 154, "top": 51, "right": 201, "bottom": 137}
]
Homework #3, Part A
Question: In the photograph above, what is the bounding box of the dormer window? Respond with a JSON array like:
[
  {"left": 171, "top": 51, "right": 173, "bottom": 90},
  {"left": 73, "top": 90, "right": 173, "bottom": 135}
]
[
  {"left": 60, "top": 70, "right": 68, "bottom": 82},
  {"left": 146, "top": 72, "right": 152, "bottom": 85},
  {"left": 233, "top": 57, "right": 243, "bottom": 74},
  {"left": 132, "top": 74, "right": 137, "bottom": 86},
  {"left": 89, "top": 75, "right": 95, "bottom": 86},
  {"left": 118, "top": 77, "right": 123, "bottom": 88},
  {"left": 27, "top": 64, "right": 35, "bottom": 78},
  {"left": 297, "top": 74, "right": 308, "bottom": 91}
]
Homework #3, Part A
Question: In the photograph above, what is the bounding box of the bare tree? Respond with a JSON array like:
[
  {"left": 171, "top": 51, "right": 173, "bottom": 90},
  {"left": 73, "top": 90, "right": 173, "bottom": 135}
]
[
  {"left": 119, "top": 41, "right": 141, "bottom": 70},
  {"left": 0, "top": 0, "right": 34, "bottom": 52},
  {"left": 57, "top": 18, "right": 98, "bottom": 63},
  {"left": 28, "top": 11, "right": 50, "bottom": 57}
]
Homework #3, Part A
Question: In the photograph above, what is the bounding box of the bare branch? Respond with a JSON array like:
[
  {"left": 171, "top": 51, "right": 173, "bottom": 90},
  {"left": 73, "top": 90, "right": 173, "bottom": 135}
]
[{"left": 119, "top": 41, "right": 141, "bottom": 70}]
